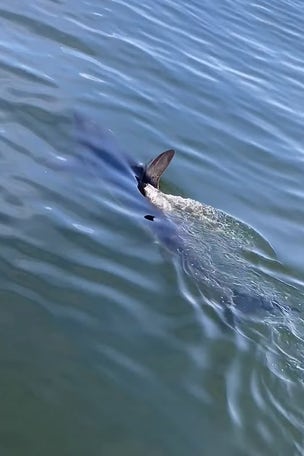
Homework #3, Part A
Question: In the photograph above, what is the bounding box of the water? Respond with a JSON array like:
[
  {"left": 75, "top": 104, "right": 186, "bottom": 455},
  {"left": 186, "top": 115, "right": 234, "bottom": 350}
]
[{"left": 1, "top": 0, "right": 304, "bottom": 454}]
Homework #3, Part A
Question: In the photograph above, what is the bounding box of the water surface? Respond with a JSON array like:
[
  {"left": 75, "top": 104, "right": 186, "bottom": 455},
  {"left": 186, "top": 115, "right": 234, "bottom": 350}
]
[{"left": 1, "top": 0, "right": 304, "bottom": 455}]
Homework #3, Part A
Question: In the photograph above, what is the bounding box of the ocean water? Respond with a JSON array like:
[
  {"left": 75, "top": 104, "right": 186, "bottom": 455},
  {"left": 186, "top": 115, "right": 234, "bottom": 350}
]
[{"left": 0, "top": 0, "right": 304, "bottom": 454}]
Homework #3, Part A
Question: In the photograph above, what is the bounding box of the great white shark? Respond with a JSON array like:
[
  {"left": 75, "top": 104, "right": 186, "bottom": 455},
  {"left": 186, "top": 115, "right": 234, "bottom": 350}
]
[{"left": 74, "top": 114, "right": 301, "bottom": 315}]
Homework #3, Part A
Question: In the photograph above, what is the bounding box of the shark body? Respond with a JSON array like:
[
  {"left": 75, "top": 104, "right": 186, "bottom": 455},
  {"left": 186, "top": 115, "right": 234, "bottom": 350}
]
[{"left": 75, "top": 115, "right": 300, "bottom": 314}]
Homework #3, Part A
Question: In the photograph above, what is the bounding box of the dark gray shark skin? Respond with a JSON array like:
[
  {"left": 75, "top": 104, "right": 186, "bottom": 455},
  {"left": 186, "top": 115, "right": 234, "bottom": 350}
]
[
  {"left": 75, "top": 115, "right": 300, "bottom": 315},
  {"left": 74, "top": 113, "right": 181, "bottom": 251}
]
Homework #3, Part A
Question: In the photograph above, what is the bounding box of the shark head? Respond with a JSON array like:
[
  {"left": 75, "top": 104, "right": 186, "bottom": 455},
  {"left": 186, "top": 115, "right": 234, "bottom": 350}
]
[{"left": 74, "top": 112, "right": 175, "bottom": 198}]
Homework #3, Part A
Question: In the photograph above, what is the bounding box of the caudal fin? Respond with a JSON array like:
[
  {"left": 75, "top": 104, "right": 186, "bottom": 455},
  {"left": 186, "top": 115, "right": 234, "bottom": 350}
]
[{"left": 145, "top": 149, "right": 175, "bottom": 188}]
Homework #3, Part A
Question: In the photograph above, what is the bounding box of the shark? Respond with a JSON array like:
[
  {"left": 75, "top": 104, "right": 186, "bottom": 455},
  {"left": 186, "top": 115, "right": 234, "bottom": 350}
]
[{"left": 74, "top": 114, "right": 301, "bottom": 315}]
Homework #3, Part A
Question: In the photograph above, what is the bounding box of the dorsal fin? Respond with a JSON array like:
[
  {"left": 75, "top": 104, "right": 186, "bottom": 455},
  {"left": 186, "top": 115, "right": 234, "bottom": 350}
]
[{"left": 145, "top": 149, "right": 175, "bottom": 188}]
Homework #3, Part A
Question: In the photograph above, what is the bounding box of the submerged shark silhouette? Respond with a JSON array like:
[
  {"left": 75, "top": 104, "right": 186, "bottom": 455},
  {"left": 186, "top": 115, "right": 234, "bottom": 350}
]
[{"left": 75, "top": 114, "right": 300, "bottom": 315}]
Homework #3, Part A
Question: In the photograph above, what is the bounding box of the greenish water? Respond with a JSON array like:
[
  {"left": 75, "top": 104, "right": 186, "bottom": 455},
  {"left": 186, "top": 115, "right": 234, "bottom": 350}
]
[{"left": 0, "top": 0, "right": 304, "bottom": 455}]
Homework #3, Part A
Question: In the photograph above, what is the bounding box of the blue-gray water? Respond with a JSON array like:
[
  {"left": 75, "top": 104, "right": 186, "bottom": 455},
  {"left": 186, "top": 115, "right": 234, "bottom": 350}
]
[{"left": 1, "top": 1, "right": 304, "bottom": 454}]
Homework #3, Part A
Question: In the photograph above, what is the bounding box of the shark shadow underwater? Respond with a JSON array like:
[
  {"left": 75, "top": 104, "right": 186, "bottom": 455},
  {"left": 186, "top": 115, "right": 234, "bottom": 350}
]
[{"left": 74, "top": 114, "right": 301, "bottom": 315}]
